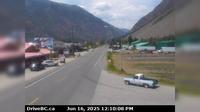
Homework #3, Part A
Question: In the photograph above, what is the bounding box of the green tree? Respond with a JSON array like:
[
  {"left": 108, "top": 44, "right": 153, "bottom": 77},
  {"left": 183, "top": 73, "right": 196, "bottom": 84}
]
[{"left": 128, "top": 35, "right": 133, "bottom": 45}]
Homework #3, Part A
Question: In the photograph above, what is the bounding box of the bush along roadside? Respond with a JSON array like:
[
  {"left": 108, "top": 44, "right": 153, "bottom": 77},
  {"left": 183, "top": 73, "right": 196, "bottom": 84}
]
[{"left": 106, "top": 52, "right": 127, "bottom": 75}]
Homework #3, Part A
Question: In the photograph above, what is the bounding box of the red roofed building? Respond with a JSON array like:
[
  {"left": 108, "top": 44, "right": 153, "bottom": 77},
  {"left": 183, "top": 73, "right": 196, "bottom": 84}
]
[
  {"left": 25, "top": 43, "right": 50, "bottom": 67},
  {"left": 0, "top": 37, "right": 24, "bottom": 72},
  {"left": 0, "top": 37, "right": 50, "bottom": 71},
  {"left": 0, "top": 38, "right": 24, "bottom": 59}
]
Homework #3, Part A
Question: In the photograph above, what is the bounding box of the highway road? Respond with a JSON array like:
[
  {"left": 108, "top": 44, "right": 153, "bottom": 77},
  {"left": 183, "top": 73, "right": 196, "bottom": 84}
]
[
  {"left": 26, "top": 46, "right": 107, "bottom": 105},
  {"left": 0, "top": 46, "right": 174, "bottom": 112},
  {"left": 0, "top": 79, "right": 24, "bottom": 112},
  {"left": 25, "top": 46, "right": 174, "bottom": 105}
]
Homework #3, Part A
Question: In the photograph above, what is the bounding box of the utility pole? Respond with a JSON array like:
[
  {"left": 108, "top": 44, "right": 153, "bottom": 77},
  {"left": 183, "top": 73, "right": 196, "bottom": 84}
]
[{"left": 120, "top": 38, "right": 123, "bottom": 71}]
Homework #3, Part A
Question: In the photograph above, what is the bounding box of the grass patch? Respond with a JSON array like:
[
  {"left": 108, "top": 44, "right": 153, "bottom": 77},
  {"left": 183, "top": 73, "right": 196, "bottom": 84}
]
[
  {"left": 177, "top": 85, "right": 200, "bottom": 96},
  {"left": 106, "top": 52, "right": 127, "bottom": 75},
  {"left": 108, "top": 52, "right": 175, "bottom": 86}
]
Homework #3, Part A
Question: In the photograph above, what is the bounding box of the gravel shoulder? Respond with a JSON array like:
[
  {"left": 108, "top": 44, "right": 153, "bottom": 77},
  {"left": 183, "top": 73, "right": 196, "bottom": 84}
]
[{"left": 91, "top": 70, "right": 175, "bottom": 105}]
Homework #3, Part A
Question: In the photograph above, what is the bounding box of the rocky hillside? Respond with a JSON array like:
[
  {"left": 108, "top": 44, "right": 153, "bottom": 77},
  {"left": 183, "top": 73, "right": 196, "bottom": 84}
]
[
  {"left": 131, "top": 0, "right": 174, "bottom": 33},
  {"left": 129, "top": 0, "right": 193, "bottom": 40}
]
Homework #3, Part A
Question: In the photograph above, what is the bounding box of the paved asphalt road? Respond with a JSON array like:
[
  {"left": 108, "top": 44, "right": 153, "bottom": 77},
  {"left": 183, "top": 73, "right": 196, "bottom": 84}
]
[
  {"left": 0, "top": 46, "right": 174, "bottom": 112},
  {"left": 0, "top": 80, "right": 24, "bottom": 112},
  {"left": 26, "top": 46, "right": 107, "bottom": 105}
]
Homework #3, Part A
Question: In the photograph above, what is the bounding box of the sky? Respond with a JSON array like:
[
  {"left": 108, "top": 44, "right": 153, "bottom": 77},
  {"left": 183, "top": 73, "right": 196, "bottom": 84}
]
[{"left": 50, "top": 0, "right": 162, "bottom": 29}]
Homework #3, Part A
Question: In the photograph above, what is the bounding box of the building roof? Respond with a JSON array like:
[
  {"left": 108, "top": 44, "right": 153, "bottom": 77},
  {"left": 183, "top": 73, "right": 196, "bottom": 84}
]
[
  {"left": 0, "top": 38, "right": 24, "bottom": 61},
  {"left": 156, "top": 40, "right": 175, "bottom": 49},
  {"left": 25, "top": 43, "right": 50, "bottom": 59},
  {"left": 135, "top": 42, "right": 149, "bottom": 47},
  {"left": 158, "top": 40, "right": 175, "bottom": 44},
  {"left": 0, "top": 38, "right": 17, "bottom": 49},
  {"left": 0, "top": 38, "right": 50, "bottom": 60},
  {"left": 25, "top": 50, "right": 50, "bottom": 59},
  {"left": 25, "top": 43, "right": 32, "bottom": 50},
  {"left": 131, "top": 39, "right": 142, "bottom": 45}
]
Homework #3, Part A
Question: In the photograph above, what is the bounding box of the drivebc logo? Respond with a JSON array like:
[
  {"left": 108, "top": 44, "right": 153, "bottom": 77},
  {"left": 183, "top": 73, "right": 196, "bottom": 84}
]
[{"left": 26, "top": 106, "right": 55, "bottom": 112}]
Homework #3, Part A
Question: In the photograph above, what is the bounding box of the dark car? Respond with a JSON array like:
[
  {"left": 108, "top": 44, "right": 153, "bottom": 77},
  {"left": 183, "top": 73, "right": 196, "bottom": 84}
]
[{"left": 29, "top": 63, "right": 45, "bottom": 71}]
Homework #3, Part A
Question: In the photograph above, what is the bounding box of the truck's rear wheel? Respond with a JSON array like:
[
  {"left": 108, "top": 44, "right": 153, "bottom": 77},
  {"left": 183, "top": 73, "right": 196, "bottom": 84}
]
[
  {"left": 144, "top": 84, "right": 149, "bottom": 88},
  {"left": 125, "top": 81, "right": 130, "bottom": 85}
]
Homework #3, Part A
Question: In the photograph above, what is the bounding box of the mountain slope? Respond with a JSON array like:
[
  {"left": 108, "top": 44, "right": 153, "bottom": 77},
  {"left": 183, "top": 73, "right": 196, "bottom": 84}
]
[
  {"left": 131, "top": 0, "right": 174, "bottom": 33},
  {"left": 26, "top": 0, "right": 125, "bottom": 42}
]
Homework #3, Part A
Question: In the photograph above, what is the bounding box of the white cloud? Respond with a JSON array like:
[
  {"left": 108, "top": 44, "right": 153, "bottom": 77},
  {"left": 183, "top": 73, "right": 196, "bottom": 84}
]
[{"left": 51, "top": 0, "right": 162, "bottom": 29}]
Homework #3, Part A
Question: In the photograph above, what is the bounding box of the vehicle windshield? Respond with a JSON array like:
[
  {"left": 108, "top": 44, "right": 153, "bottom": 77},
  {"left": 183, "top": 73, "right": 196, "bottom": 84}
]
[
  {"left": 140, "top": 76, "right": 145, "bottom": 79},
  {"left": 134, "top": 76, "right": 139, "bottom": 79},
  {"left": 134, "top": 75, "right": 145, "bottom": 79},
  {"left": 46, "top": 60, "right": 53, "bottom": 63}
]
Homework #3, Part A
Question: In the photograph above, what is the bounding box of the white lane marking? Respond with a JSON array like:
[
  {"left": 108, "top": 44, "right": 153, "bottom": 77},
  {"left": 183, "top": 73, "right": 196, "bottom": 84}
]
[
  {"left": 26, "top": 48, "right": 105, "bottom": 88},
  {"left": 94, "top": 50, "right": 105, "bottom": 67},
  {"left": 94, "top": 59, "right": 99, "bottom": 66},
  {"left": 25, "top": 66, "right": 66, "bottom": 88}
]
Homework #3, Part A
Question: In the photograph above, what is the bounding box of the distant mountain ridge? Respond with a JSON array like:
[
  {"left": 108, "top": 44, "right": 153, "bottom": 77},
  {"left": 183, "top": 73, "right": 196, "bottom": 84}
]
[
  {"left": 120, "top": 28, "right": 129, "bottom": 33},
  {"left": 26, "top": 0, "right": 125, "bottom": 42}
]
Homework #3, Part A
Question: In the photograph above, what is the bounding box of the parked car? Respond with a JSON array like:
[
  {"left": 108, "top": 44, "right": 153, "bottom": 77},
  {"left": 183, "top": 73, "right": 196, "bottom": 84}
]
[
  {"left": 89, "top": 49, "right": 94, "bottom": 52},
  {"left": 124, "top": 73, "right": 158, "bottom": 88},
  {"left": 59, "top": 56, "right": 66, "bottom": 63},
  {"left": 29, "top": 63, "right": 45, "bottom": 71},
  {"left": 42, "top": 60, "right": 58, "bottom": 67}
]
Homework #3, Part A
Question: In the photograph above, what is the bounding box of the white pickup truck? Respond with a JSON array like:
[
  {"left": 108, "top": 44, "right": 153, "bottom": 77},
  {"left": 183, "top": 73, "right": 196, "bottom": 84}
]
[{"left": 124, "top": 74, "right": 158, "bottom": 88}]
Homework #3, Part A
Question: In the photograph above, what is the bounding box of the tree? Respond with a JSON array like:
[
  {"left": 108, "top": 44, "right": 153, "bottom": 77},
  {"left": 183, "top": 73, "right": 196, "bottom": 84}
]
[{"left": 128, "top": 35, "right": 133, "bottom": 45}]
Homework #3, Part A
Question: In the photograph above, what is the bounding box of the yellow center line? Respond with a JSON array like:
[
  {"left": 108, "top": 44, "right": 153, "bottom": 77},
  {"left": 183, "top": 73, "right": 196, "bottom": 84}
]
[
  {"left": 60, "top": 78, "right": 65, "bottom": 82},
  {"left": 28, "top": 97, "right": 39, "bottom": 105},
  {"left": 59, "top": 76, "right": 68, "bottom": 82}
]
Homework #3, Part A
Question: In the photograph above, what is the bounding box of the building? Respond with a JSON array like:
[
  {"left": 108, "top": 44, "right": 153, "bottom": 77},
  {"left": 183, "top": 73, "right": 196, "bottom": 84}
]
[
  {"left": 34, "top": 37, "right": 54, "bottom": 49},
  {"left": 161, "top": 47, "right": 175, "bottom": 53},
  {"left": 133, "top": 42, "right": 156, "bottom": 51},
  {"left": 156, "top": 40, "right": 175, "bottom": 50},
  {"left": 122, "top": 44, "right": 129, "bottom": 49},
  {"left": 131, "top": 39, "right": 142, "bottom": 47},
  {"left": 25, "top": 43, "right": 50, "bottom": 67},
  {"left": 155, "top": 40, "right": 175, "bottom": 53},
  {"left": 136, "top": 46, "right": 156, "bottom": 51},
  {"left": 0, "top": 37, "right": 24, "bottom": 72}
]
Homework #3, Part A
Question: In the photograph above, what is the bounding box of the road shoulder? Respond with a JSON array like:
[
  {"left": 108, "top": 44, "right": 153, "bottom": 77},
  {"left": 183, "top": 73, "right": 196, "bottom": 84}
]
[{"left": 91, "top": 70, "right": 175, "bottom": 105}]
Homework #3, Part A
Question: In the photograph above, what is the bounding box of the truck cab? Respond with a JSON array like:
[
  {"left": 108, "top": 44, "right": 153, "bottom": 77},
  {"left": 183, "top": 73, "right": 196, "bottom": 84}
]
[{"left": 131, "top": 74, "right": 145, "bottom": 85}]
